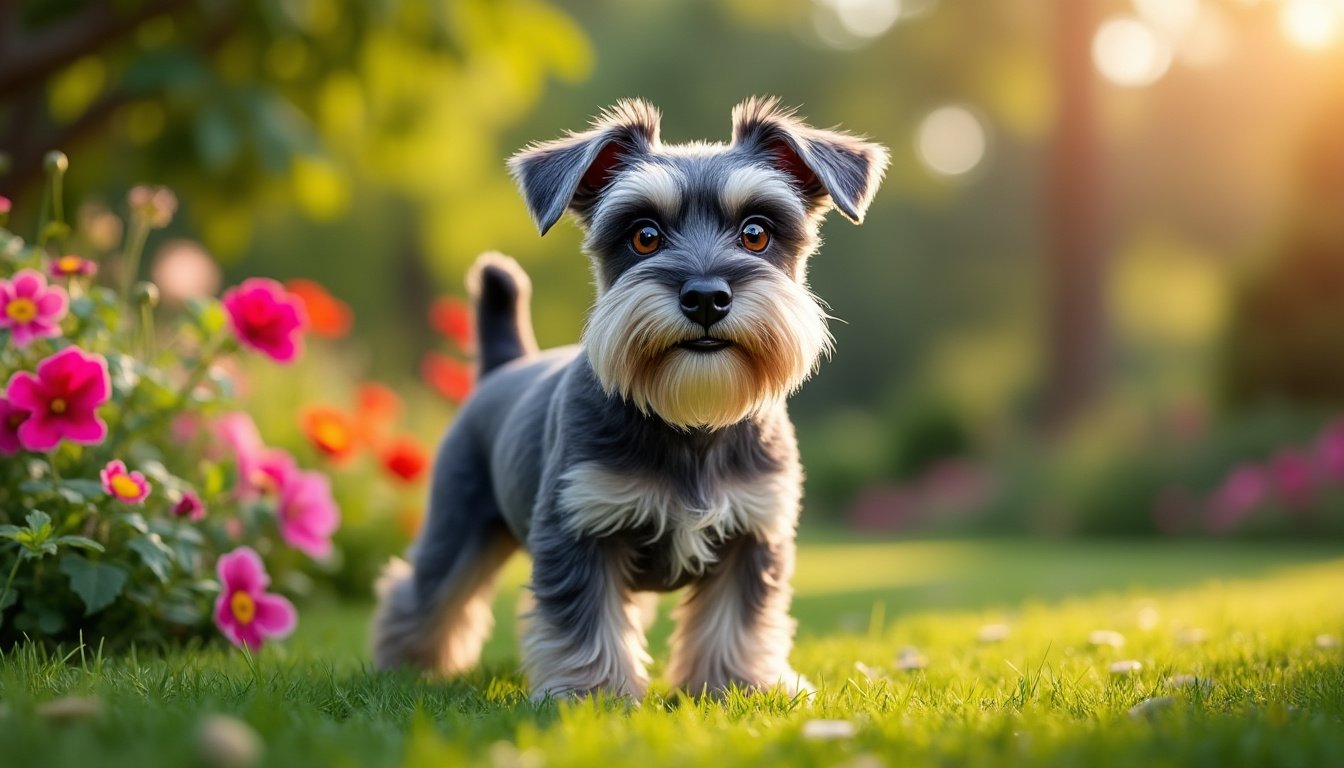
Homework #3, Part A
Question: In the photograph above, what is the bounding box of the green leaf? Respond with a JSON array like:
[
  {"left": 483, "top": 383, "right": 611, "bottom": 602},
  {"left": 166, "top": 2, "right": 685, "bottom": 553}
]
[
  {"left": 60, "top": 479, "right": 106, "bottom": 499},
  {"left": 69, "top": 295, "right": 96, "bottom": 319},
  {"left": 188, "top": 298, "right": 227, "bottom": 336},
  {"left": 118, "top": 512, "right": 149, "bottom": 534},
  {"left": 24, "top": 510, "right": 52, "bottom": 534},
  {"left": 128, "top": 534, "right": 175, "bottom": 583},
  {"left": 54, "top": 535, "right": 104, "bottom": 553},
  {"left": 59, "top": 554, "right": 127, "bottom": 615},
  {"left": 0, "top": 524, "right": 21, "bottom": 539},
  {"left": 0, "top": 587, "right": 17, "bottom": 613}
]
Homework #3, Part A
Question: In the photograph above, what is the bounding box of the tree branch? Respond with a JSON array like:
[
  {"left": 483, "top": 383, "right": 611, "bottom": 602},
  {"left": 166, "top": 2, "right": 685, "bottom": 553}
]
[{"left": 0, "top": 0, "right": 199, "bottom": 100}]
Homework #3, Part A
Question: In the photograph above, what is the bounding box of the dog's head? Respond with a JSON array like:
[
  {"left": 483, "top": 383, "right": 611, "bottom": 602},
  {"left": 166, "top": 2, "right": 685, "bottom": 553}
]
[{"left": 509, "top": 97, "right": 888, "bottom": 430}]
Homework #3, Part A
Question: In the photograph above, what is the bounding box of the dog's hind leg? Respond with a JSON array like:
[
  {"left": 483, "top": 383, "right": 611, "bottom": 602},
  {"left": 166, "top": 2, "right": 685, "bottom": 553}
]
[{"left": 371, "top": 429, "right": 518, "bottom": 675}]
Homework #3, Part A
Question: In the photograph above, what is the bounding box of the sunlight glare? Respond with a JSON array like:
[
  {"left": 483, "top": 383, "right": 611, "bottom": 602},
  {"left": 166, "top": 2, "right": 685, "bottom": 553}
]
[
  {"left": 1092, "top": 17, "right": 1173, "bottom": 88},
  {"left": 1280, "top": 0, "right": 1341, "bottom": 50},
  {"left": 1131, "top": 0, "right": 1201, "bottom": 40}
]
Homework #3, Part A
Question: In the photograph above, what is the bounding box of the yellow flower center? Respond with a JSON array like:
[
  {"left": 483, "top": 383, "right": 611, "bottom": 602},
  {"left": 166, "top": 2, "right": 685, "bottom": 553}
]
[
  {"left": 110, "top": 474, "right": 141, "bottom": 498},
  {"left": 56, "top": 256, "right": 82, "bottom": 274},
  {"left": 230, "top": 591, "right": 256, "bottom": 625},
  {"left": 49, "top": 398, "right": 67, "bottom": 415},
  {"left": 6, "top": 297, "right": 37, "bottom": 323}
]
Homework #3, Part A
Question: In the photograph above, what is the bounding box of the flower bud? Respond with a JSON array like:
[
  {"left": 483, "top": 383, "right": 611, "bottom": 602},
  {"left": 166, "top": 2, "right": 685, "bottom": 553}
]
[
  {"left": 132, "top": 280, "right": 161, "bottom": 308},
  {"left": 44, "top": 150, "right": 69, "bottom": 175}
]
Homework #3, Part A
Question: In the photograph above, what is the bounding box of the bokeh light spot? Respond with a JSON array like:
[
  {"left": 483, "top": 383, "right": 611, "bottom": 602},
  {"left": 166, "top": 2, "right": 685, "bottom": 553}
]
[
  {"left": 1092, "top": 17, "right": 1173, "bottom": 88},
  {"left": 916, "top": 105, "right": 987, "bottom": 178},
  {"left": 1280, "top": 0, "right": 1341, "bottom": 51}
]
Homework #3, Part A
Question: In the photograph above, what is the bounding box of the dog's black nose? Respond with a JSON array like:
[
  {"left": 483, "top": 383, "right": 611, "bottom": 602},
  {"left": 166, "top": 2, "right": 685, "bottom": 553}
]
[{"left": 680, "top": 278, "right": 732, "bottom": 328}]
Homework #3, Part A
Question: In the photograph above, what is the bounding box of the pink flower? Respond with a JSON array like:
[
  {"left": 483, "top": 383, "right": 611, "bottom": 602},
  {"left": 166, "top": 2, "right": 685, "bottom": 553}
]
[
  {"left": 0, "top": 395, "right": 29, "bottom": 455},
  {"left": 49, "top": 255, "right": 98, "bottom": 279},
  {"left": 1206, "top": 464, "right": 1268, "bottom": 534},
  {"left": 1316, "top": 420, "right": 1344, "bottom": 482},
  {"left": 213, "top": 547, "right": 297, "bottom": 650},
  {"left": 0, "top": 196, "right": 11, "bottom": 215},
  {"left": 214, "top": 412, "right": 298, "bottom": 500},
  {"left": 277, "top": 469, "right": 340, "bottom": 559},
  {"left": 0, "top": 269, "right": 69, "bottom": 347},
  {"left": 173, "top": 490, "right": 206, "bottom": 521},
  {"left": 222, "top": 278, "right": 307, "bottom": 363},
  {"left": 1269, "top": 449, "right": 1317, "bottom": 508},
  {"left": 4, "top": 347, "right": 110, "bottom": 451},
  {"left": 101, "top": 460, "right": 151, "bottom": 504}
]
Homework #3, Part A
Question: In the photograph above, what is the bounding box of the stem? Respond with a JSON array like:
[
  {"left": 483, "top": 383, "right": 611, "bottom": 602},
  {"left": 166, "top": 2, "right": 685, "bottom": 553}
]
[
  {"left": 51, "top": 170, "right": 64, "bottom": 245},
  {"left": 49, "top": 457, "right": 61, "bottom": 486},
  {"left": 120, "top": 218, "right": 149, "bottom": 301},
  {"left": 0, "top": 556, "right": 22, "bottom": 624},
  {"left": 140, "top": 303, "right": 156, "bottom": 359},
  {"left": 175, "top": 337, "right": 226, "bottom": 409}
]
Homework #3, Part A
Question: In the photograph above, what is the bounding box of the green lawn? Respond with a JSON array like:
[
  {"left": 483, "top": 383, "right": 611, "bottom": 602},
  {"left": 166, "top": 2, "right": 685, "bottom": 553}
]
[{"left": 3, "top": 538, "right": 1343, "bottom": 767}]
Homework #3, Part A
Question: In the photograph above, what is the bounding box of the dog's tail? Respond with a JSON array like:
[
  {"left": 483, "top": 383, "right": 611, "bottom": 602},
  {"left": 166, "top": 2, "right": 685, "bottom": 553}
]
[{"left": 467, "top": 252, "right": 537, "bottom": 376}]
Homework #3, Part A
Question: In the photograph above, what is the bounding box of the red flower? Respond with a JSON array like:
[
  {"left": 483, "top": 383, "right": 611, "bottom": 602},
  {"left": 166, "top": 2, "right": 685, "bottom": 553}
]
[
  {"left": 421, "top": 352, "right": 474, "bottom": 403},
  {"left": 301, "top": 406, "right": 357, "bottom": 461},
  {"left": 429, "top": 296, "right": 474, "bottom": 351},
  {"left": 285, "top": 279, "right": 353, "bottom": 339},
  {"left": 222, "top": 278, "right": 307, "bottom": 363},
  {"left": 381, "top": 437, "right": 429, "bottom": 483}
]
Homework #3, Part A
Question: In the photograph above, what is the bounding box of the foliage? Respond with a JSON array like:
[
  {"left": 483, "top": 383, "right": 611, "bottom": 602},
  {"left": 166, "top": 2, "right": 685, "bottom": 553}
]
[
  {"left": 0, "top": 539, "right": 1341, "bottom": 767},
  {"left": 0, "top": 161, "right": 334, "bottom": 650}
]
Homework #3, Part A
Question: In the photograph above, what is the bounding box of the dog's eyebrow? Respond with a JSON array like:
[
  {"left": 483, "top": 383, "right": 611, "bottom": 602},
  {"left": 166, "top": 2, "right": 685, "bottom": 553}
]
[
  {"left": 721, "top": 165, "right": 805, "bottom": 220},
  {"left": 592, "top": 163, "right": 684, "bottom": 224}
]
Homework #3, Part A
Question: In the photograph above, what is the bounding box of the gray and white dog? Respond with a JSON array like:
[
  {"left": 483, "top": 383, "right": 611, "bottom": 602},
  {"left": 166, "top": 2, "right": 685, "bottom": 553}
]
[{"left": 371, "top": 97, "right": 888, "bottom": 699}]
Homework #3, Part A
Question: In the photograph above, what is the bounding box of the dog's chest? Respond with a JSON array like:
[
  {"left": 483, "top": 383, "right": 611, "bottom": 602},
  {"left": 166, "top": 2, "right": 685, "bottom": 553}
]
[{"left": 557, "top": 461, "right": 789, "bottom": 587}]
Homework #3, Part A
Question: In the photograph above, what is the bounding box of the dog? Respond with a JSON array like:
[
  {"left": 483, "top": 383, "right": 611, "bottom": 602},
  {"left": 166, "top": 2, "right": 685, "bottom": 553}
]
[{"left": 371, "top": 97, "right": 888, "bottom": 699}]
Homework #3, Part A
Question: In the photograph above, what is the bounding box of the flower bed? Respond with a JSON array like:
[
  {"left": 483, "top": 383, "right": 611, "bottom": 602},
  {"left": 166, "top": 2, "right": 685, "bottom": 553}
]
[{"left": 0, "top": 156, "right": 338, "bottom": 650}]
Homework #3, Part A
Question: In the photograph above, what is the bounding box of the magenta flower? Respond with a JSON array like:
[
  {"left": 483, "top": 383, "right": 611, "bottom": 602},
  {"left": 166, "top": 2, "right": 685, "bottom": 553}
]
[
  {"left": 277, "top": 469, "right": 340, "bottom": 559},
  {"left": 1316, "top": 420, "right": 1344, "bottom": 482},
  {"left": 0, "top": 395, "right": 29, "bottom": 454},
  {"left": 101, "top": 460, "right": 151, "bottom": 504},
  {"left": 49, "top": 255, "right": 98, "bottom": 279},
  {"left": 222, "top": 278, "right": 307, "bottom": 363},
  {"left": 0, "top": 269, "right": 69, "bottom": 347},
  {"left": 213, "top": 547, "right": 297, "bottom": 650},
  {"left": 1269, "top": 449, "right": 1317, "bottom": 509},
  {"left": 214, "top": 412, "right": 298, "bottom": 500},
  {"left": 1206, "top": 464, "right": 1268, "bottom": 534},
  {"left": 173, "top": 490, "right": 206, "bottom": 521},
  {"left": 4, "top": 347, "right": 110, "bottom": 451}
]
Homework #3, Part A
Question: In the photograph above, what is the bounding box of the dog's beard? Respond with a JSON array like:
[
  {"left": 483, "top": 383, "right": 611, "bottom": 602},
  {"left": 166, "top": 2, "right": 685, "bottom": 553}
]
[{"left": 583, "top": 265, "right": 833, "bottom": 430}]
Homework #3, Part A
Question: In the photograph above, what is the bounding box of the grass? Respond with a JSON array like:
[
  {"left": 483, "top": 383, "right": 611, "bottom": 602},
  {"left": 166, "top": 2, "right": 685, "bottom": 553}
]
[{"left": 2, "top": 538, "right": 1342, "bottom": 767}]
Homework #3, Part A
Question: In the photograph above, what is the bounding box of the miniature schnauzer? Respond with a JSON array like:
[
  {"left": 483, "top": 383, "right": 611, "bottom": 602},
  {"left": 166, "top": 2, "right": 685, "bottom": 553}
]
[{"left": 372, "top": 97, "right": 888, "bottom": 699}]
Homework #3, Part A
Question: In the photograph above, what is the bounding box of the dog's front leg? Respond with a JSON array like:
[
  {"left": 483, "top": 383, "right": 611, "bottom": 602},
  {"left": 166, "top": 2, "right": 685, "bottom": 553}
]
[
  {"left": 667, "top": 534, "right": 809, "bottom": 697},
  {"left": 521, "top": 530, "right": 651, "bottom": 701}
]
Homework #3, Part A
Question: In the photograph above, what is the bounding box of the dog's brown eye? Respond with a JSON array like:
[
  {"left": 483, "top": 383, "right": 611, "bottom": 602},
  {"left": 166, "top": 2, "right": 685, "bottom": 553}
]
[
  {"left": 631, "top": 224, "right": 661, "bottom": 255},
  {"left": 740, "top": 221, "right": 770, "bottom": 252}
]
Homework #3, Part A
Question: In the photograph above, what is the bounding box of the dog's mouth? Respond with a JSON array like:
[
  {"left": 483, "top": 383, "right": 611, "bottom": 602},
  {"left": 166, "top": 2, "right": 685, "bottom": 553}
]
[{"left": 678, "top": 336, "right": 732, "bottom": 353}]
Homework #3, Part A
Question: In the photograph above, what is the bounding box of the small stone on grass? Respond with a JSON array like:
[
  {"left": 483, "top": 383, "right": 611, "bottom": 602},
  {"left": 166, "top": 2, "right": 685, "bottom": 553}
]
[
  {"left": 1128, "top": 696, "right": 1175, "bottom": 718},
  {"left": 1109, "top": 660, "right": 1142, "bottom": 675},
  {"left": 1089, "top": 630, "right": 1126, "bottom": 648},
  {"left": 894, "top": 647, "right": 927, "bottom": 671},
  {"left": 1316, "top": 634, "right": 1340, "bottom": 649},
  {"left": 197, "top": 714, "right": 262, "bottom": 768},
  {"left": 802, "top": 719, "right": 858, "bottom": 740},
  {"left": 978, "top": 623, "right": 1010, "bottom": 643},
  {"left": 37, "top": 696, "right": 103, "bottom": 723}
]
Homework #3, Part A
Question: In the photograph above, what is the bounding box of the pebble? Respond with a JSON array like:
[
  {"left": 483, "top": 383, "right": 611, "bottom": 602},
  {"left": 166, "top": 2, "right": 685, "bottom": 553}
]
[
  {"left": 36, "top": 696, "right": 103, "bottom": 723},
  {"left": 802, "top": 719, "right": 858, "bottom": 740},
  {"left": 1316, "top": 634, "right": 1340, "bottom": 649},
  {"left": 1089, "top": 630, "right": 1126, "bottom": 648},
  {"left": 197, "top": 714, "right": 262, "bottom": 768},
  {"left": 1127, "top": 695, "right": 1175, "bottom": 718},
  {"left": 1165, "top": 674, "right": 1206, "bottom": 688},
  {"left": 1109, "top": 660, "right": 1143, "bottom": 675},
  {"left": 894, "top": 647, "right": 928, "bottom": 672},
  {"left": 977, "top": 623, "right": 1010, "bottom": 643}
]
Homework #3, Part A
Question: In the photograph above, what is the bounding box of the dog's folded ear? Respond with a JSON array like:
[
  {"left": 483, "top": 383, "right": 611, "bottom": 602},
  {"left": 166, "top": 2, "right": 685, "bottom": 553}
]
[
  {"left": 731, "top": 96, "right": 889, "bottom": 224},
  {"left": 508, "top": 99, "right": 662, "bottom": 235}
]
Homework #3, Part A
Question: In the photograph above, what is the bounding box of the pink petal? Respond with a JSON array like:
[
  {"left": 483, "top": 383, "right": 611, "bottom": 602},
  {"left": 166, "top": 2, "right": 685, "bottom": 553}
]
[
  {"left": 17, "top": 414, "right": 61, "bottom": 451},
  {"left": 217, "top": 547, "right": 269, "bottom": 593},
  {"left": 36, "top": 289, "right": 68, "bottom": 317},
  {"left": 8, "top": 324, "right": 34, "bottom": 347},
  {"left": 4, "top": 371, "right": 41, "bottom": 410},
  {"left": 60, "top": 414, "right": 108, "bottom": 445},
  {"left": 11, "top": 270, "right": 42, "bottom": 298},
  {"left": 252, "top": 593, "right": 297, "bottom": 637}
]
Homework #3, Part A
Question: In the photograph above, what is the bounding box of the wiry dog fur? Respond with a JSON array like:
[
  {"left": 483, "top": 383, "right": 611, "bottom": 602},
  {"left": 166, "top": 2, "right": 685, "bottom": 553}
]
[{"left": 372, "top": 97, "right": 888, "bottom": 699}]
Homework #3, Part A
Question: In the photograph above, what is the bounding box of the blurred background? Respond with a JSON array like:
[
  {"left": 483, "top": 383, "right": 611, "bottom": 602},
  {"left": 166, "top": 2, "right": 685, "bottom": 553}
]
[{"left": 4, "top": 0, "right": 1344, "bottom": 584}]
